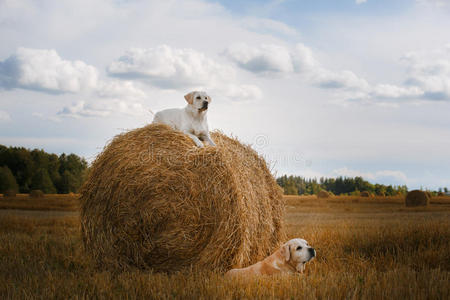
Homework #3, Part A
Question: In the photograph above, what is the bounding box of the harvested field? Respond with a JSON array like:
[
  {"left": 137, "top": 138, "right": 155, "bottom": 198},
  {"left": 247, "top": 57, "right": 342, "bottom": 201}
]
[{"left": 1, "top": 194, "right": 449, "bottom": 299}]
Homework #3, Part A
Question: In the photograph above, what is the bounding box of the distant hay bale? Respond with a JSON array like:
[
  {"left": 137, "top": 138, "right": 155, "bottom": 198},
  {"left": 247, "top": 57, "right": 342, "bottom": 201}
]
[
  {"left": 3, "top": 189, "right": 16, "bottom": 197},
  {"left": 80, "top": 124, "right": 285, "bottom": 273},
  {"left": 29, "top": 190, "right": 44, "bottom": 198},
  {"left": 405, "top": 190, "right": 429, "bottom": 207},
  {"left": 360, "top": 191, "right": 370, "bottom": 197},
  {"left": 317, "top": 190, "right": 330, "bottom": 198}
]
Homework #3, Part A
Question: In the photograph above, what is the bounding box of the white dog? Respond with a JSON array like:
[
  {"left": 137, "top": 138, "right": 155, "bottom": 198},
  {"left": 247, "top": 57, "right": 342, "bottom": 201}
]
[
  {"left": 152, "top": 91, "right": 215, "bottom": 148},
  {"left": 225, "top": 238, "right": 315, "bottom": 277}
]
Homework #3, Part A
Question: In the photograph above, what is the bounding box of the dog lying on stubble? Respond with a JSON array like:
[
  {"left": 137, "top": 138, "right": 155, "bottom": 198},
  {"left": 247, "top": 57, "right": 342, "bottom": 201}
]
[
  {"left": 152, "top": 91, "right": 215, "bottom": 148},
  {"left": 225, "top": 238, "right": 316, "bottom": 277}
]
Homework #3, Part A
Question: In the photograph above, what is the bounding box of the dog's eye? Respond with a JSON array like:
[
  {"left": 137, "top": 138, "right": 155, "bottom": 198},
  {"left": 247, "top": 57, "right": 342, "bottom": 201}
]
[
  {"left": 196, "top": 96, "right": 201, "bottom": 100},
  {"left": 296, "top": 246, "right": 302, "bottom": 251}
]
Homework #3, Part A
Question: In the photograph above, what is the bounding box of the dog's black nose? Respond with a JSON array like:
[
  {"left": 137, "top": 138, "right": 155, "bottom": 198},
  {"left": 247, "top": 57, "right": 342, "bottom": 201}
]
[
  {"left": 202, "top": 101, "right": 208, "bottom": 107},
  {"left": 308, "top": 247, "right": 316, "bottom": 257}
]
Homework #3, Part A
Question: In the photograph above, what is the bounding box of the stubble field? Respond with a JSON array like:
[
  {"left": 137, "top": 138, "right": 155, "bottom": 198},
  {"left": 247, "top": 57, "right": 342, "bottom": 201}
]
[{"left": 0, "top": 194, "right": 449, "bottom": 299}]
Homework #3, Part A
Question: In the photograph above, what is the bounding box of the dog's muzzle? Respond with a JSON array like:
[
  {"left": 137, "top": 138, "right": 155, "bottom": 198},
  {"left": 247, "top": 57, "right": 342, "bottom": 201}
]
[
  {"left": 308, "top": 247, "right": 316, "bottom": 260},
  {"left": 199, "top": 101, "right": 208, "bottom": 112}
]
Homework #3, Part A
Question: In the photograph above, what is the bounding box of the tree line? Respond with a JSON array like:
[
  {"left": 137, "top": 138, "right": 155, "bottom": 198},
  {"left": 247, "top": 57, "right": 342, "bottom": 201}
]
[
  {"left": 277, "top": 175, "right": 411, "bottom": 196},
  {"left": 0, "top": 145, "right": 88, "bottom": 194}
]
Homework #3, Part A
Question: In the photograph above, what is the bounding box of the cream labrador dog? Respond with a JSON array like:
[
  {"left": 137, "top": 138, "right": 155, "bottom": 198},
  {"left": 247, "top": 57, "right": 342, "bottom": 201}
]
[
  {"left": 225, "top": 238, "right": 315, "bottom": 277},
  {"left": 152, "top": 91, "right": 215, "bottom": 148}
]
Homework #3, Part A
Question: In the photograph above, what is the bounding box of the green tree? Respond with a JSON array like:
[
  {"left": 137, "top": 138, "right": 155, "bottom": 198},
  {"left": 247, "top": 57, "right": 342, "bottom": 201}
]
[
  {"left": 277, "top": 174, "right": 410, "bottom": 196},
  {"left": 284, "top": 180, "right": 298, "bottom": 195},
  {"left": 0, "top": 145, "right": 88, "bottom": 194},
  {"left": 31, "top": 149, "right": 50, "bottom": 170},
  {"left": 58, "top": 170, "right": 80, "bottom": 193},
  {"left": 0, "top": 165, "right": 19, "bottom": 193},
  {"left": 1, "top": 147, "right": 34, "bottom": 192},
  {"left": 385, "top": 185, "right": 395, "bottom": 196},
  {"left": 31, "top": 168, "right": 57, "bottom": 194},
  {"left": 47, "top": 154, "right": 61, "bottom": 186},
  {"left": 374, "top": 184, "right": 387, "bottom": 196},
  {"left": 56, "top": 153, "right": 87, "bottom": 193}
]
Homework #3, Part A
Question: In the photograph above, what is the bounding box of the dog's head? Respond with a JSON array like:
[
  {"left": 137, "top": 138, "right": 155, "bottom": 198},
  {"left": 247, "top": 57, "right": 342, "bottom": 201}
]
[
  {"left": 184, "top": 91, "right": 211, "bottom": 112},
  {"left": 280, "top": 238, "right": 315, "bottom": 273}
]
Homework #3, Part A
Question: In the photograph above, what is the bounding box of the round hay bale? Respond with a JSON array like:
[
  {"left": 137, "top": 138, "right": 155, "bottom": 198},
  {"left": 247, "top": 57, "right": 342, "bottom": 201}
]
[
  {"left": 360, "top": 191, "right": 370, "bottom": 197},
  {"left": 80, "top": 124, "right": 285, "bottom": 273},
  {"left": 3, "top": 189, "right": 16, "bottom": 197},
  {"left": 405, "top": 190, "right": 429, "bottom": 207},
  {"left": 29, "top": 190, "right": 44, "bottom": 198},
  {"left": 317, "top": 190, "right": 330, "bottom": 198}
]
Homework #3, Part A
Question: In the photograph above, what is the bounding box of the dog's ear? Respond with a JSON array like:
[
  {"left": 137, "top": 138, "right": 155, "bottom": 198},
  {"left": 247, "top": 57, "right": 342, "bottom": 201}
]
[
  {"left": 184, "top": 92, "right": 195, "bottom": 105},
  {"left": 207, "top": 95, "right": 212, "bottom": 103},
  {"left": 280, "top": 243, "right": 290, "bottom": 261}
]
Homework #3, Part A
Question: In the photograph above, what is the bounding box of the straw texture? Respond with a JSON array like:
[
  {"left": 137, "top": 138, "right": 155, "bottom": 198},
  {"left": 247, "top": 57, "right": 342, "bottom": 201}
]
[{"left": 80, "top": 124, "right": 285, "bottom": 273}]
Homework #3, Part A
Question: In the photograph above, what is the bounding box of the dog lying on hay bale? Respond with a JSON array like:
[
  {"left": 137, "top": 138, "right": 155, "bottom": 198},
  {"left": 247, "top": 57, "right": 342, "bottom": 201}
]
[{"left": 80, "top": 124, "right": 285, "bottom": 273}]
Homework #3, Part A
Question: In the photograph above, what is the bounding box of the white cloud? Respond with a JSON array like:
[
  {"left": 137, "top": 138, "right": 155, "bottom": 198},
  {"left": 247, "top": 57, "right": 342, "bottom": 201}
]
[
  {"left": 0, "top": 47, "right": 149, "bottom": 119},
  {"left": 225, "top": 42, "right": 450, "bottom": 103},
  {"left": 224, "top": 44, "right": 295, "bottom": 74},
  {"left": 0, "top": 110, "right": 11, "bottom": 122},
  {"left": 58, "top": 101, "right": 109, "bottom": 118},
  {"left": 96, "top": 80, "right": 146, "bottom": 100},
  {"left": 356, "top": 0, "right": 367, "bottom": 4},
  {"left": 416, "top": 0, "right": 448, "bottom": 8},
  {"left": 241, "top": 17, "right": 298, "bottom": 37},
  {"left": 313, "top": 69, "right": 370, "bottom": 91},
  {"left": 224, "top": 42, "right": 318, "bottom": 75},
  {"left": 58, "top": 100, "right": 145, "bottom": 118},
  {"left": 346, "top": 45, "right": 450, "bottom": 102},
  {"left": 224, "top": 43, "right": 369, "bottom": 91},
  {"left": 0, "top": 47, "right": 147, "bottom": 103},
  {"left": 211, "top": 84, "right": 263, "bottom": 101},
  {"left": 371, "top": 84, "right": 424, "bottom": 99},
  {"left": 339, "top": 45, "right": 450, "bottom": 103},
  {"left": 291, "top": 44, "right": 318, "bottom": 72},
  {"left": 333, "top": 167, "right": 408, "bottom": 183},
  {"left": 32, "top": 112, "right": 61, "bottom": 123},
  {"left": 0, "top": 47, "right": 99, "bottom": 93},
  {"left": 108, "top": 45, "right": 262, "bottom": 100},
  {"left": 108, "top": 45, "right": 234, "bottom": 87},
  {"left": 400, "top": 47, "right": 450, "bottom": 100}
]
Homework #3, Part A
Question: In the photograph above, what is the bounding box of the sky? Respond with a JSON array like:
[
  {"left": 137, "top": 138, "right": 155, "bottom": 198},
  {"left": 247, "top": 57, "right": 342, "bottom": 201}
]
[{"left": 1, "top": 0, "right": 449, "bottom": 190}]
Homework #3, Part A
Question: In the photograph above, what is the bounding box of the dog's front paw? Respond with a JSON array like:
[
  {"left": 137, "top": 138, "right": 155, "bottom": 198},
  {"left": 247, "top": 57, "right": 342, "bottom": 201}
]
[{"left": 205, "top": 138, "right": 216, "bottom": 147}]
